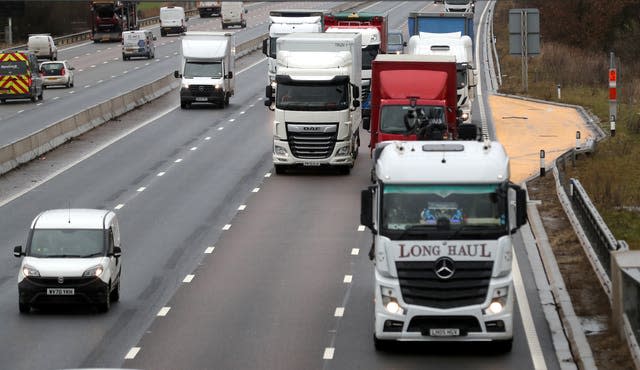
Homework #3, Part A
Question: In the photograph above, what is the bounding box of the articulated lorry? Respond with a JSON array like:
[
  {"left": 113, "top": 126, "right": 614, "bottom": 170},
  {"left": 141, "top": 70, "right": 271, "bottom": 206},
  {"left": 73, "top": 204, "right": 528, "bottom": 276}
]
[
  {"left": 407, "top": 12, "right": 475, "bottom": 48},
  {"left": 324, "top": 11, "right": 388, "bottom": 121},
  {"left": 408, "top": 32, "right": 477, "bottom": 124},
  {"left": 361, "top": 140, "right": 528, "bottom": 352},
  {"left": 174, "top": 32, "right": 235, "bottom": 109},
  {"left": 90, "top": 0, "right": 139, "bottom": 42},
  {"left": 263, "top": 33, "right": 362, "bottom": 174},
  {"left": 263, "top": 10, "right": 325, "bottom": 83},
  {"left": 366, "top": 54, "right": 470, "bottom": 156},
  {"left": 196, "top": 1, "right": 221, "bottom": 17}
]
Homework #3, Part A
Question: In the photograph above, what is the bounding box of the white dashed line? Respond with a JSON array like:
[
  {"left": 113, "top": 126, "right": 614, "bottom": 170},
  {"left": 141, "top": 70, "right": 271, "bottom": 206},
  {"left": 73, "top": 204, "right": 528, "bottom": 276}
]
[
  {"left": 217, "top": 127, "right": 224, "bottom": 131},
  {"left": 238, "top": 205, "right": 246, "bottom": 211},
  {"left": 103, "top": 61, "right": 108, "bottom": 64},
  {"left": 74, "top": 56, "right": 80, "bottom": 59},
  {"left": 84, "top": 85, "right": 90, "bottom": 88},
  {"left": 351, "top": 248, "right": 360, "bottom": 256},
  {"left": 190, "top": 146, "right": 197, "bottom": 151},
  {"left": 240, "top": 111, "right": 245, "bottom": 114},
  {"left": 145, "top": 62, "right": 150, "bottom": 66},
  {"left": 249, "top": 104, "right": 255, "bottom": 107},
  {"left": 222, "top": 224, "right": 231, "bottom": 230},
  {"left": 69, "top": 91, "right": 75, "bottom": 94},
  {"left": 36, "top": 103, "right": 43, "bottom": 106},
  {"left": 157, "top": 172, "right": 165, "bottom": 177},
  {"left": 134, "top": 66, "right": 140, "bottom": 70},
  {"left": 52, "top": 96, "right": 59, "bottom": 100},
  {"left": 357, "top": 225, "right": 365, "bottom": 231},
  {"left": 264, "top": 172, "right": 271, "bottom": 178},
  {"left": 183, "top": 274, "right": 195, "bottom": 283},
  {"left": 90, "top": 65, "right": 96, "bottom": 68},
  {"left": 124, "top": 347, "right": 140, "bottom": 360},
  {"left": 343, "top": 275, "right": 353, "bottom": 283},
  {"left": 17, "top": 110, "right": 24, "bottom": 114},
  {"left": 157, "top": 307, "right": 171, "bottom": 316},
  {"left": 123, "top": 70, "right": 128, "bottom": 74},
  {"left": 323, "top": 347, "right": 335, "bottom": 360},
  {"left": 205, "top": 246, "right": 215, "bottom": 254},
  {"left": 114, "top": 204, "right": 124, "bottom": 210},
  {"left": 252, "top": 188, "right": 260, "bottom": 193},
  {"left": 97, "top": 80, "right": 104, "bottom": 84},
  {"left": 205, "top": 136, "right": 211, "bottom": 140},
  {"left": 334, "top": 307, "right": 345, "bottom": 317},
  {"left": 111, "top": 75, "right": 116, "bottom": 78},
  {"left": 175, "top": 158, "right": 183, "bottom": 163},
  {"left": 228, "top": 118, "right": 235, "bottom": 122},
  {"left": 137, "top": 187, "right": 146, "bottom": 192}
]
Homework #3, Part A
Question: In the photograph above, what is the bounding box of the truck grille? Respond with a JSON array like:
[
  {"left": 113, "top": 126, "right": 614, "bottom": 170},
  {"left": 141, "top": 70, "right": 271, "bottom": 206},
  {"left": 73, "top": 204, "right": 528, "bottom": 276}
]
[
  {"left": 189, "top": 85, "right": 215, "bottom": 96},
  {"left": 361, "top": 84, "right": 371, "bottom": 103},
  {"left": 286, "top": 122, "right": 338, "bottom": 159},
  {"left": 396, "top": 260, "right": 493, "bottom": 309}
]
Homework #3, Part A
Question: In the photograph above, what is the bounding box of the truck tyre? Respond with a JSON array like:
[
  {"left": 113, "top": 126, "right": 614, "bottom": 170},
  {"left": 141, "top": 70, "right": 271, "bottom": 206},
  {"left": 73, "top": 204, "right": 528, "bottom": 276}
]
[
  {"left": 224, "top": 94, "right": 230, "bottom": 106},
  {"left": 180, "top": 102, "right": 188, "bottom": 109},
  {"left": 1, "top": 99, "right": 5, "bottom": 104},
  {"left": 373, "top": 334, "right": 391, "bottom": 351},
  {"left": 338, "top": 166, "right": 351, "bottom": 175},
  {"left": 493, "top": 339, "right": 513, "bottom": 353},
  {"left": 241, "top": 20, "right": 246, "bottom": 28},
  {"left": 19, "top": 302, "right": 30, "bottom": 314},
  {"left": 161, "top": 30, "right": 166, "bottom": 37},
  {"left": 274, "top": 165, "right": 286, "bottom": 175}
]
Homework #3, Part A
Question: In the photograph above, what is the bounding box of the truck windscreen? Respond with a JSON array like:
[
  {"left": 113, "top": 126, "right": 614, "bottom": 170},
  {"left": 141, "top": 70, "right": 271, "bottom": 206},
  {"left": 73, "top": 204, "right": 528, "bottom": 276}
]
[
  {"left": 380, "top": 184, "right": 507, "bottom": 240},
  {"left": 184, "top": 61, "right": 222, "bottom": 78},
  {"left": 362, "top": 44, "right": 379, "bottom": 70},
  {"left": 276, "top": 81, "right": 349, "bottom": 111},
  {"left": 380, "top": 105, "right": 444, "bottom": 134}
]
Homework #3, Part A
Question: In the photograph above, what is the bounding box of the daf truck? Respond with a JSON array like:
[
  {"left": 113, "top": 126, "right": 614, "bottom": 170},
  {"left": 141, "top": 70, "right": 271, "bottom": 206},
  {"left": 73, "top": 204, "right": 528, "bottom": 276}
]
[
  {"left": 174, "top": 32, "right": 235, "bottom": 109},
  {"left": 408, "top": 32, "right": 477, "bottom": 124},
  {"left": 263, "top": 33, "right": 362, "bottom": 174},
  {"left": 407, "top": 12, "right": 475, "bottom": 48},
  {"left": 361, "top": 140, "right": 528, "bottom": 352},
  {"left": 262, "top": 9, "right": 325, "bottom": 83}
]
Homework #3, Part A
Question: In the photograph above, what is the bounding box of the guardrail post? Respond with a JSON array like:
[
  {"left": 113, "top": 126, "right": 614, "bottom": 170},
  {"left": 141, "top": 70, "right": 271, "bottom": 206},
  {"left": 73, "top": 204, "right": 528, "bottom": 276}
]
[{"left": 539, "top": 149, "right": 545, "bottom": 176}]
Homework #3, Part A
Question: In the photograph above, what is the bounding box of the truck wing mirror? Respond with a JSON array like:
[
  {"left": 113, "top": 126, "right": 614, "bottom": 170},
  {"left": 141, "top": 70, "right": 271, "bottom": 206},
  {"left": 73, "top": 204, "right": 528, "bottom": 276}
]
[
  {"left": 112, "top": 246, "right": 122, "bottom": 258},
  {"left": 185, "top": 17, "right": 190, "bottom": 22},
  {"left": 227, "top": 71, "right": 233, "bottom": 79},
  {"left": 13, "top": 245, "right": 24, "bottom": 257},
  {"left": 153, "top": 36, "right": 157, "bottom": 41},
  {"left": 352, "top": 99, "right": 360, "bottom": 108},
  {"left": 262, "top": 39, "right": 268, "bottom": 56},
  {"left": 516, "top": 188, "right": 528, "bottom": 227},
  {"left": 352, "top": 85, "right": 359, "bottom": 99},
  {"left": 244, "top": 9, "right": 248, "bottom": 14},
  {"left": 174, "top": 70, "right": 181, "bottom": 78},
  {"left": 360, "top": 188, "right": 376, "bottom": 233},
  {"left": 265, "top": 85, "right": 273, "bottom": 99}
]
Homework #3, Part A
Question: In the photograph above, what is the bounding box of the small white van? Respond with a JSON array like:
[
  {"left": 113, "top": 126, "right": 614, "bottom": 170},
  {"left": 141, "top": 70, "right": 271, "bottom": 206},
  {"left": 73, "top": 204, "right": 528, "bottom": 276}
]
[
  {"left": 27, "top": 34, "right": 58, "bottom": 61},
  {"left": 160, "top": 6, "right": 188, "bottom": 36},
  {"left": 122, "top": 30, "right": 156, "bottom": 60},
  {"left": 221, "top": 2, "right": 247, "bottom": 29},
  {"left": 14, "top": 209, "right": 123, "bottom": 313}
]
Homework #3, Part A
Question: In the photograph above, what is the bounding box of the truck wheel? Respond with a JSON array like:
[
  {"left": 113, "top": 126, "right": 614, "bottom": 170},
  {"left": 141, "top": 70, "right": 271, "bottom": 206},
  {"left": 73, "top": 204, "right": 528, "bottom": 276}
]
[
  {"left": 373, "top": 334, "right": 391, "bottom": 351},
  {"left": 274, "top": 165, "right": 286, "bottom": 175},
  {"left": 19, "top": 302, "right": 30, "bottom": 314},
  {"left": 181, "top": 102, "right": 190, "bottom": 109},
  {"left": 224, "top": 94, "right": 230, "bottom": 106},
  {"left": 493, "top": 339, "right": 513, "bottom": 353},
  {"left": 161, "top": 30, "right": 166, "bottom": 37},
  {"left": 242, "top": 20, "right": 246, "bottom": 28},
  {"left": 338, "top": 166, "right": 351, "bottom": 175}
]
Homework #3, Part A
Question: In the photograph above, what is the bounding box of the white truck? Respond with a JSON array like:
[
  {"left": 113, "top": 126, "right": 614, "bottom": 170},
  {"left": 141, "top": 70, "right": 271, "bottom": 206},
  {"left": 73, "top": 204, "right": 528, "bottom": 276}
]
[
  {"left": 174, "top": 32, "right": 235, "bottom": 109},
  {"left": 361, "top": 140, "right": 528, "bottom": 352},
  {"left": 263, "top": 33, "right": 362, "bottom": 174},
  {"left": 408, "top": 32, "right": 476, "bottom": 124},
  {"left": 444, "top": 0, "right": 475, "bottom": 13},
  {"left": 160, "top": 6, "right": 188, "bottom": 37},
  {"left": 262, "top": 10, "right": 325, "bottom": 84}
]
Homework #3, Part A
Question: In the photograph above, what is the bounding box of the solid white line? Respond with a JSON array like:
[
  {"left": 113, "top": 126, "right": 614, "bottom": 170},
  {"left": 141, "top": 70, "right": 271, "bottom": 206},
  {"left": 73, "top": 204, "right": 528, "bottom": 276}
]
[
  {"left": 157, "top": 172, "right": 165, "bottom": 177},
  {"left": 183, "top": 274, "right": 195, "bottom": 283},
  {"left": 343, "top": 275, "right": 352, "bottom": 283},
  {"left": 124, "top": 347, "right": 140, "bottom": 360},
  {"left": 114, "top": 204, "right": 124, "bottom": 210},
  {"left": 157, "top": 307, "right": 171, "bottom": 316},
  {"left": 205, "top": 246, "right": 215, "bottom": 254},
  {"left": 357, "top": 225, "right": 365, "bottom": 231},
  {"left": 351, "top": 248, "right": 360, "bottom": 256},
  {"left": 334, "top": 307, "right": 345, "bottom": 317},
  {"left": 137, "top": 187, "right": 146, "bottom": 192},
  {"left": 238, "top": 205, "right": 246, "bottom": 210},
  {"left": 323, "top": 347, "right": 334, "bottom": 360},
  {"left": 222, "top": 224, "right": 231, "bottom": 230},
  {"left": 514, "top": 254, "right": 547, "bottom": 369},
  {"left": 252, "top": 188, "right": 260, "bottom": 193}
]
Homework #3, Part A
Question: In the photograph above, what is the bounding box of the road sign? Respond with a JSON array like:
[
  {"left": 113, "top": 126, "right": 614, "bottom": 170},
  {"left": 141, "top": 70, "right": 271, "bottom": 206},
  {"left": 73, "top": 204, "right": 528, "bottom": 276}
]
[{"left": 509, "top": 9, "right": 540, "bottom": 55}]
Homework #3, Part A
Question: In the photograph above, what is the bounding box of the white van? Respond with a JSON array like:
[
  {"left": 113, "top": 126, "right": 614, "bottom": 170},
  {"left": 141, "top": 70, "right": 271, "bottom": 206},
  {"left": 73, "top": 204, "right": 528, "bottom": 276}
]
[
  {"left": 14, "top": 209, "right": 123, "bottom": 313},
  {"left": 221, "top": 1, "right": 247, "bottom": 29},
  {"left": 27, "top": 34, "right": 58, "bottom": 61},
  {"left": 160, "top": 6, "right": 188, "bottom": 36},
  {"left": 122, "top": 30, "right": 156, "bottom": 60}
]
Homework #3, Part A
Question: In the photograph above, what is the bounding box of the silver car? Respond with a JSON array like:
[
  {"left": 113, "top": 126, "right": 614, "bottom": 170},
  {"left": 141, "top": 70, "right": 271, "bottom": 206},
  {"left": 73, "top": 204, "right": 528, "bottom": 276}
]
[{"left": 40, "top": 60, "right": 74, "bottom": 88}]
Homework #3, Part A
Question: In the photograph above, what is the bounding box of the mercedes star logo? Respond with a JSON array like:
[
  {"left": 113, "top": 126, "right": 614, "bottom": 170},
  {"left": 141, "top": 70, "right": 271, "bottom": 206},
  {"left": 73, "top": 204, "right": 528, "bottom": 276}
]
[
  {"left": 57, "top": 276, "right": 64, "bottom": 284},
  {"left": 434, "top": 257, "right": 455, "bottom": 280}
]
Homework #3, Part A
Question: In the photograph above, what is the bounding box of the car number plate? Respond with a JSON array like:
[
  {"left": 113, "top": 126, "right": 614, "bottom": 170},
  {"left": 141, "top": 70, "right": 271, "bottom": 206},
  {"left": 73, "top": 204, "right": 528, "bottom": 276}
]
[
  {"left": 195, "top": 97, "right": 208, "bottom": 102},
  {"left": 47, "top": 288, "right": 74, "bottom": 295},
  {"left": 302, "top": 162, "right": 320, "bottom": 167},
  {"left": 429, "top": 328, "right": 460, "bottom": 337}
]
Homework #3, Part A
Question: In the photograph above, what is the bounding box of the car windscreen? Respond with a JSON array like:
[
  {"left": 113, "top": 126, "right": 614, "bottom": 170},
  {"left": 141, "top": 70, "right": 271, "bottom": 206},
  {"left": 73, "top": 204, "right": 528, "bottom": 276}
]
[
  {"left": 41, "top": 63, "right": 64, "bottom": 75},
  {"left": 28, "top": 229, "right": 104, "bottom": 258},
  {"left": 388, "top": 33, "right": 403, "bottom": 45},
  {"left": 0, "top": 61, "right": 28, "bottom": 76}
]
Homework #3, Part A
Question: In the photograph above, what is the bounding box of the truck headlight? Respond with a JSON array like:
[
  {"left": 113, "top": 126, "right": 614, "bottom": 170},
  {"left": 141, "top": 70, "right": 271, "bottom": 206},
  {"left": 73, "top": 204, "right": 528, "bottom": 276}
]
[
  {"left": 380, "top": 286, "right": 405, "bottom": 315},
  {"left": 461, "top": 112, "right": 469, "bottom": 121},
  {"left": 22, "top": 265, "right": 40, "bottom": 277},
  {"left": 214, "top": 84, "right": 221, "bottom": 90},
  {"left": 336, "top": 146, "right": 350, "bottom": 156},
  {"left": 83, "top": 265, "right": 104, "bottom": 277},
  {"left": 484, "top": 286, "right": 509, "bottom": 315},
  {"left": 181, "top": 82, "right": 190, "bottom": 89},
  {"left": 274, "top": 145, "right": 288, "bottom": 156}
]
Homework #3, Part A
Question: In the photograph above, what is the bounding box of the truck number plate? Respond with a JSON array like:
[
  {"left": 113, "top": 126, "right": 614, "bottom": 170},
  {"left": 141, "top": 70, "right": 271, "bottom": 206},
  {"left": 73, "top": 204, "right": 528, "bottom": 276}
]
[
  {"left": 47, "top": 288, "right": 74, "bottom": 295},
  {"left": 429, "top": 328, "right": 460, "bottom": 337},
  {"left": 195, "top": 97, "right": 208, "bottom": 102},
  {"left": 302, "top": 162, "right": 320, "bottom": 167}
]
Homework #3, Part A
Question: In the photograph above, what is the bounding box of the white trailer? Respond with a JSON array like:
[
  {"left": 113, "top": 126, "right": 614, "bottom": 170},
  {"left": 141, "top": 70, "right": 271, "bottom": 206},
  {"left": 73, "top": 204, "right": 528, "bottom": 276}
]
[
  {"left": 361, "top": 140, "right": 528, "bottom": 352},
  {"left": 262, "top": 10, "right": 325, "bottom": 83},
  {"left": 174, "top": 32, "right": 235, "bottom": 109},
  {"left": 264, "top": 32, "right": 362, "bottom": 174},
  {"left": 408, "top": 32, "right": 476, "bottom": 124}
]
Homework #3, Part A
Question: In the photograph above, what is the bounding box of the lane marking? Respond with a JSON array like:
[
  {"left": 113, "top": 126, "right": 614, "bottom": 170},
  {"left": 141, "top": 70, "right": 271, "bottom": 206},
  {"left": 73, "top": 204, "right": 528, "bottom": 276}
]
[
  {"left": 240, "top": 111, "right": 245, "bottom": 114},
  {"left": 124, "top": 347, "right": 140, "bottom": 360},
  {"left": 264, "top": 172, "right": 271, "bottom": 178},
  {"left": 334, "top": 307, "right": 345, "bottom": 317},
  {"left": 222, "top": 224, "right": 231, "bottom": 230},
  {"left": 137, "top": 187, "right": 146, "bottom": 192},
  {"left": 323, "top": 347, "right": 334, "bottom": 360},
  {"left": 514, "top": 254, "right": 547, "bottom": 369},
  {"left": 205, "top": 136, "right": 211, "bottom": 140},
  {"left": 190, "top": 146, "right": 197, "bottom": 151},
  {"left": 252, "top": 188, "right": 260, "bottom": 193},
  {"left": 174, "top": 158, "right": 183, "bottom": 163},
  {"left": 205, "top": 246, "right": 215, "bottom": 254},
  {"left": 238, "top": 205, "right": 246, "bottom": 210},
  {"left": 183, "top": 274, "right": 195, "bottom": 283},
  {"left": 157, "top": 172, "right": 165, "bottom": 177},
  {"left": 343, "top": 275, "right": 352, "bottom": 283},
  {"left": 157, "top": 307, "right": 171, "bottom": 316},
  {"left": 114, "top": 204, "right": 124, "bottom": 210},
  {"left": 357, "top": 225, "right": 365, "bottom": 231},
  {"left": 217, "top": 127, "right": 224, "bottom": 131},
  {"left": 228, "top": 118, "right": 235, "bottom": 122}
]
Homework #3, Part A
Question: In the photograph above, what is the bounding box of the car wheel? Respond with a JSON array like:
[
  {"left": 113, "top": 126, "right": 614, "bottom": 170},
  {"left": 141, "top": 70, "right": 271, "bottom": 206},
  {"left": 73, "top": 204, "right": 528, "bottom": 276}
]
[
  {"left": 97, "top": 284, "right": 111, "bottom": 312},
  {"left": 38, "top": 89, "right": 43, "bottom": 100},
  {"left": 65, "top": 80, "right": 70, "bottom": 88},
  {"left": 19, "top": 302, "right": 30, "bottom": 314},
  {"left": 109, "top": 280, "right": 120, "bottom": 302},
  {"left": 31, "top": 94, "right": 36, "bottom": 103},
  {"left": 70, "top": 79, "right": 74, "bottom": 87}
]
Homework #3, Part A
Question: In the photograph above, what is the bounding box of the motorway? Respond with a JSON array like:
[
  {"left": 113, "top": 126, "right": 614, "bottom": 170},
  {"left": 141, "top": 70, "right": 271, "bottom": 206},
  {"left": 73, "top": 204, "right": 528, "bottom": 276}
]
[{"left": 0, "top": 2, "right": 567, "bottom": 369}]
